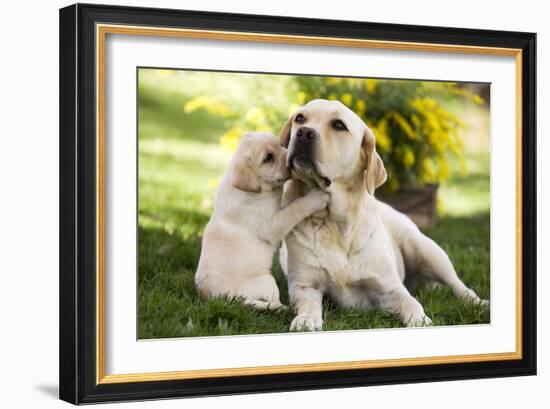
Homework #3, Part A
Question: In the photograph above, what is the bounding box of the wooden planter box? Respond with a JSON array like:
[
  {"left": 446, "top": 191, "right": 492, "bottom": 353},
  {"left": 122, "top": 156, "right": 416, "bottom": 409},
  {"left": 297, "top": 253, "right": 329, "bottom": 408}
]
[{"left": 377, "top": 184, "right": 438, "bottom": 228}]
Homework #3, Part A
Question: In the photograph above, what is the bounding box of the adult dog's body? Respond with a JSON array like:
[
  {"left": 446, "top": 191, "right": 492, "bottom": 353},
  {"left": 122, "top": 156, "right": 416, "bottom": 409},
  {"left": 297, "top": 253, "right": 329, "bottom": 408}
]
[{"left": 279, "top": 99, "right": 486, "bottom": 331}]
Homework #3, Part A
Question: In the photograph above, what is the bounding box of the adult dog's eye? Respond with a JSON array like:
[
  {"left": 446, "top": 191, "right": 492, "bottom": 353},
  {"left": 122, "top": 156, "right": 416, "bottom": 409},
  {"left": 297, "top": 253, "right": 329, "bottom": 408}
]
[
  {"left": 332, "top": 119, "right": 348, "bottom": 131},
  {"left": 263, "top": 152, "right": 274, "bottom": 163},
  {"left": 294, "top": 113, "right": 306, "bottom": 124}
]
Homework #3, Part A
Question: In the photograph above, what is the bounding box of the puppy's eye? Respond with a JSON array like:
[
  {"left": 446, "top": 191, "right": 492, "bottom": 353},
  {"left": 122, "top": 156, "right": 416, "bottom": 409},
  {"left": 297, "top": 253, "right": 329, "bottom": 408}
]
[
  {"left": 332, "top": 119, "right": 348, "bottom": 131},
  {"left": 263, "top": 152, "right": 274, "bottom": 163},
  {"left": 294, "top": 113, "right": 305, "bottom": 124}
]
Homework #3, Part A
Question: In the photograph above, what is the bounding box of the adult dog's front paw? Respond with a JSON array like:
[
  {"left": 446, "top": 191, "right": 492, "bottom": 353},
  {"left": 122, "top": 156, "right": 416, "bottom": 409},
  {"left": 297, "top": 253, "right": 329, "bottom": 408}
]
[
  {"left": 406, "top": 315, "right": 433, "bottom": 327},
  {"left": 289, "top": 314, "right": 323, "bottom": 331},
  {"left": 461, "top": 289, "right": 489, "bottom": 306}
]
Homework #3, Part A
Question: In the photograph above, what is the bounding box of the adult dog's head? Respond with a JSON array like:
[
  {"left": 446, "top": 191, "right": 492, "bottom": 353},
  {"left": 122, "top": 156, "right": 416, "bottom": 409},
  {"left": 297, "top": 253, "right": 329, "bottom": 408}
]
[{"left": 280, "top": 99, "right": 387, "bottom": 195}]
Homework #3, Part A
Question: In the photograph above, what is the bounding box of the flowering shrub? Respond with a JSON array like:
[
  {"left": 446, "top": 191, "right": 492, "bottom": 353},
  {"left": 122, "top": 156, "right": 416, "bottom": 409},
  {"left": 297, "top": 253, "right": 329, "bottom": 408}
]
[{"left": 295, "top": 77, "right": 484, "bottom": 191}]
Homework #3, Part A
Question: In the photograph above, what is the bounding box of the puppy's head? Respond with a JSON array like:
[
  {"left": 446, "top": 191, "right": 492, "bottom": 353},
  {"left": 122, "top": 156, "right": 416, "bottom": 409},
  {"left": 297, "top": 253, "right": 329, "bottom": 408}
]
[
  {"left": 231, "top": 132, "right": 290, "bottom": 193},
  {"left": 280, "top": 99, "right": 386, "bottom": 194}
]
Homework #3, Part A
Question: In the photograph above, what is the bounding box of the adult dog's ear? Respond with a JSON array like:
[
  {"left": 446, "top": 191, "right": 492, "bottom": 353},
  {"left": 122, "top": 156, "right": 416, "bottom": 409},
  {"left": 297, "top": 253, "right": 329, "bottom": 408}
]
[
  {"left": 231, "top": 153, "right": 261, "bottom": 193},
  {"left": 279, "top": 115, "right": 293, "bottom": 148},
  {"left": 362, "top": 126, "right": 387, "bottom": 195}
]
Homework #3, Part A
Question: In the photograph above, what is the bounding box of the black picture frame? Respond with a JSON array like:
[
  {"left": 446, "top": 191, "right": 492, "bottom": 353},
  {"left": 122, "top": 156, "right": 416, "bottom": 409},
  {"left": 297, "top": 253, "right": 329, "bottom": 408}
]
[{"left": 59, "top": 3, "right": 537, "bottom": 404}]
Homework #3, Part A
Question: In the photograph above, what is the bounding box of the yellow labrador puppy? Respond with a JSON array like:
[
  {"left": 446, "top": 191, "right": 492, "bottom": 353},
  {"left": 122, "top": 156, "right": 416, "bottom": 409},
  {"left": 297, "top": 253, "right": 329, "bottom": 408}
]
[
  {"left": 195, "top": 132, "right": 329, "bottom": 310},
  {"left": 279, "top": 99, "right": 487, "bottom": 330}
]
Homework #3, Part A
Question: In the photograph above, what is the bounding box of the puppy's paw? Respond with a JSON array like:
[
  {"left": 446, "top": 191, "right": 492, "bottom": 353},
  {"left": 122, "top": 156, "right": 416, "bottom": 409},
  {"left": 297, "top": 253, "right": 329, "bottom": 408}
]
[
  {"left": 306, "top": 189, "right": 330, "bottom": 211},
  {"left": 289, "top": 314, "right": 323, "bottom": 332},
  {"left": 406, "top": 315, "right": 433, "bottom": 327}
]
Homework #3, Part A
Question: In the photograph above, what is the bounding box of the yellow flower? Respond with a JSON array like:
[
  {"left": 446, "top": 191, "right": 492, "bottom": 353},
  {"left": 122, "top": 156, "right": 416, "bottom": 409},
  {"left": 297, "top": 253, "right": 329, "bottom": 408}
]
[
  {"left": 438, "top": 159, "right": 450, "bottom": 180},
  {"left": 297, "top": 91, "right": 307, "bottom": 104},
  {"left": 390, "top": 112, "right": 415, "bottom": 139},
  {"left": 355, "top": 100, "right": 366, "bottom": 116},
  {"left": 371, "top": 118, "right": 391, "bottom": 152},
  {"left": 410, "top": 97, "right": 437, "bottom": 112},
  {"left": 347, "top": 78, "right": 361, "bottom": 88},
  {"left": 365, "top": 79, "right": 378, "bottom": 94},
  {"left": 411, "top": 114, "right": 421, "bottom": 128},
  {"left": 472, "top": 94, "right": 485, "bottom": 105},
  {"left": 421, "top": 158, "right": 436, "bottom": 181},
  {"left": 376, "top": 132, "right": 391, "bottom": 153},
  {"left": 402, "top": 146, "right": 415, "bottom": 167},
  {"left": 326, "top": 77, "right": 342, "bottom": 85},
  {"left": 341, "top": 93, "right": 353, "bottom": 107},
  {"left": 219, "top": 127, "right": 243, "bottom": 151},
  {"left": 183, "top": 96, "right": 232, "bottom": 117},
  {"left": 245, "top": 107, "right": 266, "bottom": 126}
]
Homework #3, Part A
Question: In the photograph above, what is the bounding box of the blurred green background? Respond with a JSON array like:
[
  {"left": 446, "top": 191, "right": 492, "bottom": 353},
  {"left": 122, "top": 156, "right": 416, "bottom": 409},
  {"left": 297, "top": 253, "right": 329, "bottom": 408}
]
[{"left": 138, "top": 69, "right": 490, "bottom": 339}]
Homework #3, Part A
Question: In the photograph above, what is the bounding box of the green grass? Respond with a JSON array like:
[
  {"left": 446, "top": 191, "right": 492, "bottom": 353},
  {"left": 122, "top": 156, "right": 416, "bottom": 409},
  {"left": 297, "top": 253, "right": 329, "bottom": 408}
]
[
  {"left": 137, "top": 71, "right": 490, "bottom": 339},
  {"left": 138, "top": 213, "right": 490, "bottom": 338}
]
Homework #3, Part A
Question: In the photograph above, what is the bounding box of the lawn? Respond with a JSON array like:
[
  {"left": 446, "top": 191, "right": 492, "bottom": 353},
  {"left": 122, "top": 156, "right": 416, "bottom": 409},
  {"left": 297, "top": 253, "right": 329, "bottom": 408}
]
[{"left": 137, "top": 71, "right": 490, "bottom": 339}]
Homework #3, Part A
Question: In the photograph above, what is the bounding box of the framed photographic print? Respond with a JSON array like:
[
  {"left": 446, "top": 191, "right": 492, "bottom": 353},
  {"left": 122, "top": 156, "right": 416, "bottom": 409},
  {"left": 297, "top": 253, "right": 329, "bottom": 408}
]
[{"left": 59, "top": 3, "right": 536, "bottom": 404}]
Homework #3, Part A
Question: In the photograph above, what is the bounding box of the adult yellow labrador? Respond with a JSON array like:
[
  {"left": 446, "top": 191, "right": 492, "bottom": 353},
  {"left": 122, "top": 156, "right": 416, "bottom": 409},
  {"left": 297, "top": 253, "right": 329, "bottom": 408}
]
[{"left": 279, "top": 99, "right": 487, "bottom": 331}]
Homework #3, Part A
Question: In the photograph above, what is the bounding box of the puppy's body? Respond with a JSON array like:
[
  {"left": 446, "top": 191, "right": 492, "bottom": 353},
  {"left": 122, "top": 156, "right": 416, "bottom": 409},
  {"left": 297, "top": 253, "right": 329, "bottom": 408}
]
[
  {"left": 195, "top": 132, "right": 328, "bottom": 310},
  {"left": 279, "top": 99, "right": 486, "bottom": 330}
]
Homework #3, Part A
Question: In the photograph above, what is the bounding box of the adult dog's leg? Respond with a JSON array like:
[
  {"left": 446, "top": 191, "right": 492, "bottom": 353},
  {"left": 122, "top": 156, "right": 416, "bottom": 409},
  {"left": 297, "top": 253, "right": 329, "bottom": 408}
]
[
  {"left": 374, "top": 279, "right": 432, "bottom": 327},
  {"left": 405, "top": 231, "right": 487, "bottom": 304},
  {"left": 288, "top": 283, "right": 324, "bottom": 331}
]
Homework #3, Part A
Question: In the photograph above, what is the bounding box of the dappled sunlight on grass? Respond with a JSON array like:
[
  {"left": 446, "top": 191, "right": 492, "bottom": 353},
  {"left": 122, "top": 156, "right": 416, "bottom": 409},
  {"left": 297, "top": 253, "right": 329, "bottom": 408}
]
[
  {"left": 438, "top": 151, "right": 490, "bottom": 216},
  {"left": 438, "top": 102, "right": 490, "bottom": 217},
  {"left": 139, "top": 138, "right": 232, "bottom": 239}
]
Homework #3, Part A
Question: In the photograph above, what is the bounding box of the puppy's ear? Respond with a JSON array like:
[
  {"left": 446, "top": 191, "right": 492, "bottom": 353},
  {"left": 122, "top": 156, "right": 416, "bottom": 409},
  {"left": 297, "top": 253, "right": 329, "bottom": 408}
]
[
  {"left": 279, "top": 115, "right": 293, "bottom": 148},
  {"left": 362, "top": 126, "right": 387, "bottom": 195},
  {"left": 231, "top": 154, "right": 261, "bottom": 193}
]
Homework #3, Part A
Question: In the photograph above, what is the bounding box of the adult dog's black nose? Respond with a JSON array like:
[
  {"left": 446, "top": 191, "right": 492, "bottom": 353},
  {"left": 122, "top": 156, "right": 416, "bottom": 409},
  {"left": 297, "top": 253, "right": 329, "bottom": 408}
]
[{"left": 296, "top": 126, "right": 317, "bottom": 141}]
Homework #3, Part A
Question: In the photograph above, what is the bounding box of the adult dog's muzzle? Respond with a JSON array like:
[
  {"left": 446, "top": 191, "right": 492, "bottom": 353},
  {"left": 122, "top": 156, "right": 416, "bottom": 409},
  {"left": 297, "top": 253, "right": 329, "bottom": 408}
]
[{"left": 288, "top": 126, "right": 331, "bottom": 189}]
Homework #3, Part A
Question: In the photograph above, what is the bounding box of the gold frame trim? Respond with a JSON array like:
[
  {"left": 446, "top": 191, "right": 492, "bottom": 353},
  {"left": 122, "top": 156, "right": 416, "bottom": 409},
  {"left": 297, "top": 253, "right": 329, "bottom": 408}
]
[{"left": 96, "top": 23, "right": 523, "bottom": 385}]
